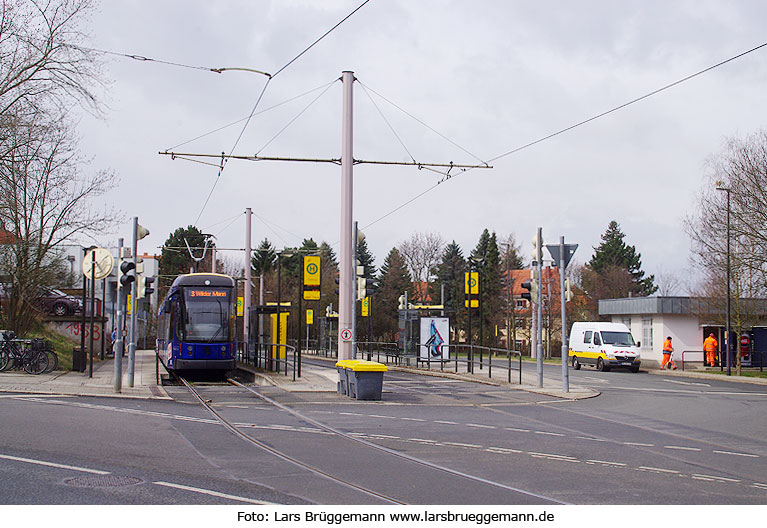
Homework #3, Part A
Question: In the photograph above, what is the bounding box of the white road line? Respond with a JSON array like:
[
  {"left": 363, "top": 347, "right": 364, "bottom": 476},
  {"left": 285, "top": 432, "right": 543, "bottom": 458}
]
[
  {"left": 153, "top": 481, "right": 275, "bottom": 504},
  {"left": 369, "top": 414, "right": 396, "bottom": 419},
  {"left": 623, "top": 442, "right": 654, "bottom": 447},
  {"left": 534, "top": 431, "right": 565, "bottom": 437},
  {"left": 444, "top": 441, "right": 482, "bottom": 449},
  {"left": 435, "top": 420, "right": 458, "bottom": 425},
  {"left": 752, "top": 483, "right": 767, "bottom": 490},
  {"left": 505, "top": 427, "right": 531, "bottom": 433},
  {"left": 408, "top": 438, "right": 438, "bottom": 444},
  {"left": 339, "top": 412, "right": 362, "bottom": 416},
  {"left": 0, "top": 453, "right": 110, "bottom": 475},
  {"left": 713, "top": 450, "right": 760, "bottom": 458},
  {"left": 486, "top": 447, "right": 523, "bottom": 454},
  {"left": 664, "top": 445, "right": 702, "bottom": 452},
  {"left": 401, "top": 417, "right": 426, "bottom": 422},
  {"left": 691, "top": 474, "right": 740, "bottom": 483},
  {"left": 638, "top": 466, "right": 680, "bottom": 474},
  {"left": 225, "top": 405, "right": 249, "bottom": 409},
  {"left": 467, "top": 423, "right": 496, "bottom": 429},
  {"left": 529, "top": 452, "right": 580, "bottom": 463},
  {"left": 664, "top": 379, "right": 711, "bottom": 387},
  {"left": 586, "top": 460, "right": 627, "bottom": 467}
]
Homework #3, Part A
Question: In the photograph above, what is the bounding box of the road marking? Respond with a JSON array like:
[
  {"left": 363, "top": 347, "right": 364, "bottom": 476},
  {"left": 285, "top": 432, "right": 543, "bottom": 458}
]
[
  {"left": 0, "top": 453, "right": 110, "bottom": 475},
  {"left": 529, "top": 452, "right": 579, "bottom": 463},
  {"left": 225, "top": 405, "right": 249, "bottom": 409},
  {"left": 401, "top": 417, "right": 426, "bottom": 422},
  {"left": 369, "top": 414, "right": 396, "bottom": 419},
  {"left": 505, "top": 427, "right": 531, "bottom": 433},
  {"left": 486, "top": 446, "right": 523, "bottom": 454},
  {"left": 435, "top": 420, "right": 458, "bottom": 425},
  {"left": 664, "top": 445, "right": 702, "bottom": 452},
  {"left": 713, "top": 450, "right": 759, "bottom": 458},
  {"left": 153, "top": 481, "right": 275, "bottom": 504},
  {"left": 691, "top": 474, "right": 741, "bottom": 483},
  {"left": 339, "top": 412, "right": 362, "bottom": 416},
  {"left": 587, "top": 460, "right": 627, "bottom": 467},
  {"left": 664, "top": 379, "right": 711, "bottom": 387},
  {"left": 467, "top": 423, "right": 496, "bottom": 429},
  {"left": 408, "top": 438, "right": 438, "bottom": 444},
  {"left": 638, "top": 466, "right": 680, "bottom": 474},
  {"left": 444, "top": 441, "right": 482, "bottom": 449},
  {"left": 623, "top": 442, "right": 654, "bottom": 447},
  {"left": 534, "top": 431, "right": 565, "bottom": 437},
  {"left": 599, "top": 386, "right": 767, "bottom": 397},
  {"left": 752, "top": 483, "right": 767, "bottom": 490}
]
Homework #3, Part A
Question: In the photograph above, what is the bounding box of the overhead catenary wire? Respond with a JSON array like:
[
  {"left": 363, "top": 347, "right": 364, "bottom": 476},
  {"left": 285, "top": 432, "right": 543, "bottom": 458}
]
[
  {"left": 191, "top": 0, "right": 374, "bottom": 225},
  {"left": 360, "top": 39, "right": 767, "bottom": 230}
]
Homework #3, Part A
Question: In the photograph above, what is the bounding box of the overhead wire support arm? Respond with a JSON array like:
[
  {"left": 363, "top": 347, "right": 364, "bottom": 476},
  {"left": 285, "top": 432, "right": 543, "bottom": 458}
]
[{"left": 159, "top": 151, "right": 491, "bottom": 170}]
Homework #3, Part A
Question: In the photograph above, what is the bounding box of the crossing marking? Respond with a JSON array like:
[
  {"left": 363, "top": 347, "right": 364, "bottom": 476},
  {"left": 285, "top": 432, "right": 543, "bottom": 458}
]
[
  {"left": 0, "top": 453, "right": 110, "bottom": 475},
  {"left": 153, "top": 481, "right": 275, "bottom": 504}
]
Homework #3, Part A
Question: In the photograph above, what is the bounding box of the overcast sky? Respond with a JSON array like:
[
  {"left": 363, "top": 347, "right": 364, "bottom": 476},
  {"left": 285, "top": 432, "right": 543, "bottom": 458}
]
[{"left": 79, "top": 0, "right": 767, "bottom": 290}]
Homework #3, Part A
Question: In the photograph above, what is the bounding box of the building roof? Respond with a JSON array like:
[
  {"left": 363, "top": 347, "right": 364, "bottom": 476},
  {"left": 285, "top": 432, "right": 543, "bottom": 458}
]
[{"left": 599, "top": 296, "right": 767, "bottom": 316}]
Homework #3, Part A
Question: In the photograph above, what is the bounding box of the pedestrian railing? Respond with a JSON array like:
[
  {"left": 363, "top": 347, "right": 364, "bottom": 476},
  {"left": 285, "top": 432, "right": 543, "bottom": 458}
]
[{"left": 238, "top": 342, "right": 298, "bottom": 381}]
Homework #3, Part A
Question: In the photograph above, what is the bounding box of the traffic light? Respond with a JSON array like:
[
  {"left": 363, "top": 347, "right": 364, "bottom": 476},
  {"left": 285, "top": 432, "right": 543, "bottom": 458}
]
[
  {"left": 531, "top": 232, "right": 544, "bottom": 264},
  {"left": 138, "top": 276, "right": 155, "bottom": 298},
  {"left": 326, "top": 305, "right": 332, "bottom": 317},
  {"left": 357, "top": 277, "right": 377, "bottom": 300},
  {"left": 398, "top": 295, "right": 406, "bottom": 310},
  {"left": 119, "top": 259, "right": 135, "bottom": 287},
  {"left": 520, "top": 280, "right": 538, "bottom": 302},
  {"left": 565, "top": 278, "right": 573, "bottom": 302}
]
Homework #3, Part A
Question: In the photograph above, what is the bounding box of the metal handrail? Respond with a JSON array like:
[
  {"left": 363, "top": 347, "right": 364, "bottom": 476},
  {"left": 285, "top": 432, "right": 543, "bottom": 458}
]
[{"left": 680, "top": 349, "right": 704, "bottom": 371}]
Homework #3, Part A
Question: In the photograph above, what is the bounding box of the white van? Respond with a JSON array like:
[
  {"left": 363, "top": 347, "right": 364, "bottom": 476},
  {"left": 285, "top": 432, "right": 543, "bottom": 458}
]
[{"left": 569, "top": 322, "right": 641, "bottom": 372}]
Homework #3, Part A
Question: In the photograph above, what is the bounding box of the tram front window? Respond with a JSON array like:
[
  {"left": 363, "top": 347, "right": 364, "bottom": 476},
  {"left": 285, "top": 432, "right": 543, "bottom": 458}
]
[{"left": 183, "top": 288, "right": 232, "bottom": 342}]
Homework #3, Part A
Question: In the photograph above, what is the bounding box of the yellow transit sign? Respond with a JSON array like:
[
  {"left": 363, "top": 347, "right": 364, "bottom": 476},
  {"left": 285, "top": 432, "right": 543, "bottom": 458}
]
[
  {"left": 465, "top": 272, "right": 479, "bottom": 295},
  {"left": 303, "top": 256, "right": 321, "bottom": 287},
  {"left": 306, "top": 309, "right": 314, "bottom": 325},
  {"left": 361, "top": 297, "right": 370, "bottom": 317},
  {"left": 237, "top": 296, "right": 244, "bottom": 316},
  {"left": 464, "top": 299, "right": 479, "bottom": 308},
  {"left": 127, "top": 294, "right": 132, "bottom": 315},
  {"left": 303, "top": 289, "right": 320, "bottom": 301}
]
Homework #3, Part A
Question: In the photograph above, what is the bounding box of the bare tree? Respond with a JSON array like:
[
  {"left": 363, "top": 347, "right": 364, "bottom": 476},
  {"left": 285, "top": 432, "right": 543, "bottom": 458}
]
[
  {"left": 0, "top": 0, "right": 103, "bottom": 116},
  {"left": 685, "top": 130, "right": 767, "bottom": 374},
  {"left": 0, "top": 111, "right": 117, "bottom": 334},
  {"left": 398, "top": 232, "right": 445, "bottom": 301},
  {"left": 655, "top": 265, "right": 683, "bottom": 297}
]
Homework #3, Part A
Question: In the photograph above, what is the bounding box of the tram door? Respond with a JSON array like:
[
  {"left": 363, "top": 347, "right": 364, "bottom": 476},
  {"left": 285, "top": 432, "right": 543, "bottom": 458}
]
[{"left": 270, "top": 311, "right": 289, "bottom": 359}]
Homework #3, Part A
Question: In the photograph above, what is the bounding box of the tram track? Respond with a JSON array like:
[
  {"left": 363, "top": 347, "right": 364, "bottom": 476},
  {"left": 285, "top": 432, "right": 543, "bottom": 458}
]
[{"left": 174, "top": 373, "right": 567, "bottom": 505}]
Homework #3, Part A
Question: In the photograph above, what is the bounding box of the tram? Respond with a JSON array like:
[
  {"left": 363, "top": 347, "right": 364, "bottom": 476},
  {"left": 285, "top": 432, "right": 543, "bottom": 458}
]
[{"left": 157, "top": 273, "right": 237, "bottom": 372}]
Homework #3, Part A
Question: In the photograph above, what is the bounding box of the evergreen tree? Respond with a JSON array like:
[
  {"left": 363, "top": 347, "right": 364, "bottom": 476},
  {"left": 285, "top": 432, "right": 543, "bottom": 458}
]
[
  {"left": 374, "top": 248, "right": 411, "bottom": 340},
  {"left": 470, "top": 229, "right": 503, "bottom": 346},
  {"left": 251, "top": 238, "right": 276, "bottom": 276},
  {"left": 430, "top": 240, "right": 466, "bottom": 320},
  {"left": 356, "top": 238, "right": 376, "bottom": 278},
  {"left": 159, "top": 226, "right": 213, "bottom": 296},
  {"left": 588, "top": 220, "right": 657, "bottom": 296}
]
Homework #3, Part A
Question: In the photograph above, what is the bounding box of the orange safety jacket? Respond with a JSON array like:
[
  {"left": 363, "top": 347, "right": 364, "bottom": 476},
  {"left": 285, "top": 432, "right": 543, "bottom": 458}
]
[
  {"left": 663, "top": 339, "right": 673, "bottom": 353},
  {"left": 703, "top": 336, "right": 718, "bottom": 352}
]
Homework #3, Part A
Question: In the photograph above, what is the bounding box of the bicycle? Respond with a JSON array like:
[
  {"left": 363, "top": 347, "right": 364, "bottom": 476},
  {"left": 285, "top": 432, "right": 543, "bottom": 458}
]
[{"left": 1, "top": 332, "right": 53, "bottom": 375}]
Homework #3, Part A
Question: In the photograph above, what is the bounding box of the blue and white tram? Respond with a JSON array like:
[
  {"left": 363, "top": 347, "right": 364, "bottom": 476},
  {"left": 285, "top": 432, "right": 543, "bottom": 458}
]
[{"left": 157, "top": 273, "right": 237, "bottom": 371}]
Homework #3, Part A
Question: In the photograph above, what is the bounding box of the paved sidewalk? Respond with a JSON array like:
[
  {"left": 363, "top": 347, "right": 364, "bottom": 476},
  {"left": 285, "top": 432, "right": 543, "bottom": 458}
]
[{"left": 0, "top": 348, "right": 170, "bottom": 399}]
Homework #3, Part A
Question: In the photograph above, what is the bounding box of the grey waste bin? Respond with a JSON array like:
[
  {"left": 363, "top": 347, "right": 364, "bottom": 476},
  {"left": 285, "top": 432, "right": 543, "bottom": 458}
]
[
  {"left": 344, "top": 360, "right": 387, "bottom": 400},
  {"left": 72, "top": 347, "right": 85, "bottom": 372}
]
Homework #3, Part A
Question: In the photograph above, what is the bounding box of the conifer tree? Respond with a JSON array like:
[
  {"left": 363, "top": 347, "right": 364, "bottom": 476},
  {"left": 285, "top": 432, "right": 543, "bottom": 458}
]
[
  {"left": 374, "top": 248, "right": 411, "bottom": 340},
  {"left": 588, "top": 220, "right": 657, "bottom": 296}
]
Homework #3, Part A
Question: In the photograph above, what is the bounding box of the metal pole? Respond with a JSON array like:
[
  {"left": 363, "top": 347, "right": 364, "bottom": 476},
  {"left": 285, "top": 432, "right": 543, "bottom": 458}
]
[
  {"left": 211, "top": 247, "right": 217, "bottom": 273},
  {"left": 352, "top": 221, "right": 358, "bottom": 359},
  {"left": 88, "top": 251, "right": 95, "bottom": 378},
  {"left": 127, "top": 217, "right": 138, "bottom": 387},
  {"left": 100, "top": 278, "right": 106, "bottom": 361},
  {"left": 259, "top": 272, "right": 265, "bottom": 348},
  {"left": 536, "top": 227, "right": 544, "bottom": 388},
  {"left": 726, "top": 191, "right": 731, "bottom": 377},
  {"left": 560, "top": 236, "right": 569, "bottom": 393},
  {"left": 338, "top": 70, "right": 354, "bottom": 361},
  {"left": 114, "top": 238, "right": 124, "bottom": 393},
  {"left": 298, "top": 257, "right": 302, "bottom": 378},
  {"left": 276, "top": 254, "right": 282, "bottom": 372},
  {"left": 80, "top": 252, "right": 86, "bottom": 373},
  {"left": 244, "top": 208, "right": 252, "bottom": 354},
  {"left": 467, "top": 267, "right": 472, "bottom": 374}
]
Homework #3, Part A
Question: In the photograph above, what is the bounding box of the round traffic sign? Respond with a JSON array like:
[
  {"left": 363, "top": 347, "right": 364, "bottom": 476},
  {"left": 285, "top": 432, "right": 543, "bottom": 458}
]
[
  {"left": 82, "top": 247, "right": 114, "bottom": 280},
  {"left": 306, "top": 262, "right": 319, "bottom": 275},
  {"left": 340, "top": 328, "right": 353, "bottom": 342}
]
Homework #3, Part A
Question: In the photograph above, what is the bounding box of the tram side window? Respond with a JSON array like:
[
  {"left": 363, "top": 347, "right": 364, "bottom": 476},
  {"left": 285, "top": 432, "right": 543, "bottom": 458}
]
[{"left": 169, "top": 302, "right": 177, "bottom": 340}]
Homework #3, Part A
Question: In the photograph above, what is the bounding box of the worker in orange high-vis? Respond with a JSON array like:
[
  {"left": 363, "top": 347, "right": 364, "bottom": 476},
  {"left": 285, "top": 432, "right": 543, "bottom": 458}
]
[
  {"left": 703, "top": 333, "right": 719, "bottom": 367},
  {"left": 660, "top": 336, "right": 677, "bottom": 370}
]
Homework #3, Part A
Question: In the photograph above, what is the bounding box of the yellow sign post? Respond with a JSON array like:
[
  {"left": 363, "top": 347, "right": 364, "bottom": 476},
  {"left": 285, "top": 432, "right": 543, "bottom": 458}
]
[
  {"left": 127, "top": 294, "right": 132, "bottom": 315},
  {"left": 237, "top": 296, "right": 244, "bottom": 316},
  {"left": 464, "top": 272, "right": 479, "bottom": 295},
  {"left": 361, "top": 297, "right": 370, "bottom": 317},
  {"left": 303, "top": 256, "right": 321, "bottom": 286},
  {"left": 306, "top": 309, "right": 314, "bottom": 325}
]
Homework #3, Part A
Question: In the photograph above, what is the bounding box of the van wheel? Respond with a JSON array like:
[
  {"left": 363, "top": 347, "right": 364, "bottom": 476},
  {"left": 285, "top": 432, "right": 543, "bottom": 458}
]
[
  {"left": 597, "top": 358, "right": 610, "bottom": 372},
  {"left": 571, "top": 356, "right": 581, "bottom": 370},
  {"left": 631, "top": 365, "right": 640, "bottom": 373}
]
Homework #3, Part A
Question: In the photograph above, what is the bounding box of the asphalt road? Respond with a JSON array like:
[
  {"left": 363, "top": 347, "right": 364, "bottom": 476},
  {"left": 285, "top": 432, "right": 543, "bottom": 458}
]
[{"left": 1, "top": 363, "right": 765, "bottom": 505}]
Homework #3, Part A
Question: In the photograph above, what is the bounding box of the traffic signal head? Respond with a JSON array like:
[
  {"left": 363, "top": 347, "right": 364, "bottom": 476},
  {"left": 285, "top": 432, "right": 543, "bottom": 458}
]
[
  {"left": 119, "top": 260, "right": 135, "bottom": 287},
  {"left": 521, "top": 280, "right": 532, "bottom": 301},
  {"left": 138, "top": 276, "right": 155, "bottom": 298},
  {"left": 357, "top": 277, "right": 377, "bottom": 300},
  {"left": 398, "top": 295, "right": 406, "bottom": 310},
  {"left": 565, "top": 278, "right": 573, "bottom": 302}
]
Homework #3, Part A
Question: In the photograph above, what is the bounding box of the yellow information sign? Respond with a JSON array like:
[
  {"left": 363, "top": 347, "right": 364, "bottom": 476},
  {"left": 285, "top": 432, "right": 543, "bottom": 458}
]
[
  {"left": 464, "top": 271, "right": 479, "bottom": 295},
  {"left": 361, "top": 297, "right": 370, "bottom": 317},
  {"left": 303, "top": 256, "right": 321, "bottom": 287},
  {"left": 303, "top": 289, "right": 320, "bottom": 301},
  {"left": 306, "top": 309, "right": 314, "bottom": 325},
  {"left": 127, "top": 294, "right": 132, "bottom": 315},
  {"left": 464, "top": 299, "right": 479, "bottom": 308},
  {"left": 237, "top": 296, "right": 244, "bottom": 316}
]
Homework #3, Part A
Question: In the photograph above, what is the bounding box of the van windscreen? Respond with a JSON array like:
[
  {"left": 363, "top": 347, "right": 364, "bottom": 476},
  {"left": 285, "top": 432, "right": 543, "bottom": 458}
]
[{"left": 601, "top": 331, "right": 635, "bottom": 346}]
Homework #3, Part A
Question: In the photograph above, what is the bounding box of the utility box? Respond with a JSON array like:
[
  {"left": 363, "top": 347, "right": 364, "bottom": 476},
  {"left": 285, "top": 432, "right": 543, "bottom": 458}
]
[{"left": 336, "top": 359, "right": 387, "bottom": 400}]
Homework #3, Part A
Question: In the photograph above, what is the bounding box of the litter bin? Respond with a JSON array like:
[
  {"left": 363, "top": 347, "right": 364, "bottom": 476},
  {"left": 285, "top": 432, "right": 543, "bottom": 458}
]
[
  {"left": 346, "top": 360, "right": 387, "bottom": 400},
  {"left": 335, "top": 360, "right": 359, "bottom": 395},
  {"left": 72, "top": 346, "right": 85, "bottom": 372}
]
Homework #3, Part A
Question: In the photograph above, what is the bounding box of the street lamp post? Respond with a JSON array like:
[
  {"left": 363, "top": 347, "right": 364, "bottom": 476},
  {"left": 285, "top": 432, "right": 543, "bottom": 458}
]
[{"left": 716, "top": 182, "right": 732, "bottom": 376}]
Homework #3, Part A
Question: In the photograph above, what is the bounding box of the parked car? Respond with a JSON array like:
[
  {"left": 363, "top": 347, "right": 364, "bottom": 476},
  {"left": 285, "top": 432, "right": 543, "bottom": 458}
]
[{"left": 37, "top": 288, "right": 83, "bottom": 316}]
